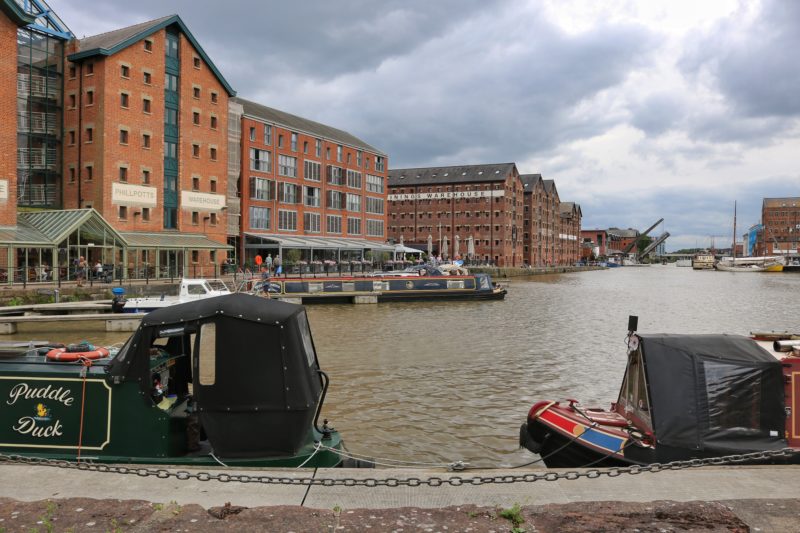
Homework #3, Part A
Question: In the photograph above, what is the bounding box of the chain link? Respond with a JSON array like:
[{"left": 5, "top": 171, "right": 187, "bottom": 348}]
[{"left": 0, "top": 448, "right": 795, "bottom": 487}]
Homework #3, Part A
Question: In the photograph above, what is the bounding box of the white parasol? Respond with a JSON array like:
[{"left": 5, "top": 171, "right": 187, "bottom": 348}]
[
  {"left": 442, "top": 235, "right": 449, "bottom": 259},
  {"left": 467, "top": 235, "right": 475, "bottom": 258},
  {"left": 454, "top": 235, "right": 460, "bottom": 258},
  {"left": 427, "top": 234, "right": 433, "bottom": 257}
]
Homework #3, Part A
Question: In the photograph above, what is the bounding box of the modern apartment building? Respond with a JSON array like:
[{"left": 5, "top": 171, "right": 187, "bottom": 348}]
[
  {"left": 235, "top": 98, "right": 389, "bottom": 264},
  {"left": 387, "top": 163, "right": 525, "bottom": 267},
  {"left": 4, "top": 0, "right": 72, "bottom": 221}
]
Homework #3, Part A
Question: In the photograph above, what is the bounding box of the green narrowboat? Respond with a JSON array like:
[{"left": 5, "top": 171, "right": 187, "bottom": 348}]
[{"left": 0, "top": 294, "right": 344, "bottom": 467}]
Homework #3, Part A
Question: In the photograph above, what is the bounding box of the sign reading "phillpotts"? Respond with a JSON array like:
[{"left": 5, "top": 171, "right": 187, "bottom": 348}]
[
  {"left": 112, "top": 183, "right": 157, "bottom": 207},
  {"left": 0, "top": 179, "right": 8, "bottom": 201},
  {"left": 388, "top": 190, "right": 505, "bottom": 201}
]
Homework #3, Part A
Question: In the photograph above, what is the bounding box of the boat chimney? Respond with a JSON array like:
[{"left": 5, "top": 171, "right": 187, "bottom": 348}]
[{"left": 628, "top": 315, "right": 638, "bottom": 334}]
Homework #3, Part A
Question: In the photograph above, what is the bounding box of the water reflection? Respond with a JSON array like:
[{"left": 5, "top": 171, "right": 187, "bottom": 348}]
[{"left": 8, "top": 267, "right": 800, "bottom": 467}]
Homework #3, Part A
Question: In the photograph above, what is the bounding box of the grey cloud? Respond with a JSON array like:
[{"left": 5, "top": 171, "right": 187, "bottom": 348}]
[
  {"left": 52, "top": 0, "right": 658, "bottom": 167},
  {"left": 680, "top": 0, "right": 800, "bottom": 121},
  {"left": 629, "top": 92, "right": 685, "bottom": 136},
  {"left": 56, "top": 0, "right": 503, "bottom": 79}
]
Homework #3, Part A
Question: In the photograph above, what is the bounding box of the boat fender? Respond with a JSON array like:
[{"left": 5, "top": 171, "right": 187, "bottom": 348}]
[
  {"left": 46, "top": 347, "right": 110, "bottom": 362},
  {"left": 626, "top": 427, "right": 648, "bottom": 444}
]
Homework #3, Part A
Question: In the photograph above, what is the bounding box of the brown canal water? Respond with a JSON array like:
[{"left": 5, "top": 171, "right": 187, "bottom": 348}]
[{"left": 7, "top": 266, "right": 800, "bottom": 468}]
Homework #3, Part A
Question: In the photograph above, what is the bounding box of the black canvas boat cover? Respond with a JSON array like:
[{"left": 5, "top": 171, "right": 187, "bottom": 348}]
[
  {"left": 110, "top": 294, "right": 324, "bottom": 456},
  {"left": 640, "top": 334, "right": 785, "bottom": 454}
]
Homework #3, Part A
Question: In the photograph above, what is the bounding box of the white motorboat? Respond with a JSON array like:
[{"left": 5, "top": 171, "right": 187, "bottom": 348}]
[{"left": 123, "top": 279, "right": 231, "bottom": 312}]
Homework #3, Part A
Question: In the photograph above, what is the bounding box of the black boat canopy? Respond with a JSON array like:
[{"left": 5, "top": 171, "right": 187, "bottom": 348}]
[
  {"left": 110, "top": 294, "right": 324, "bottom": 457},
  {"left": 639, "top": 334, "right": 785, "bottom": 454}
]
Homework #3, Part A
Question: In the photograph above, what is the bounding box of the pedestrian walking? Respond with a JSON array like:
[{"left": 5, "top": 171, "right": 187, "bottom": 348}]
[
  {"left": 274, "top": 254, "right": 282, "bottom": 276},
  {"left": 76, "top": 256, "right": 87, "bottom": 287},
  {"left": 265, "top": 253, "right": 273, "bottom": 273}
]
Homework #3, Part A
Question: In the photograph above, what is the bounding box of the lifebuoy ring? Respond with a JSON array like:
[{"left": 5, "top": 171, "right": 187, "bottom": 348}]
[{"left": 46, "top": 347, "right": 110, "bottom": 362}]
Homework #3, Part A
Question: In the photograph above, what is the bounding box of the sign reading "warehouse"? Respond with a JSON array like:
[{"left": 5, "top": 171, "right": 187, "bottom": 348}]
[
  {"left": 181, "top": 191, "right": 225, "bottom": 211},
  {"left": 388, "top": 190, "right": 504, "bottom": 201}
]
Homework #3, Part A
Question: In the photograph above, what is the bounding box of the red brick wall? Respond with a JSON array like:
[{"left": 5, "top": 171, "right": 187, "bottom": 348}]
[
  {"left": 0, "top": 13, "right": 18, "bottom": 226},
  {"left": 178, "top": 34, "right": 228, "bottom": 247},
  {"left": 63, "top": 43, "right": 109, "bottom": 211}
]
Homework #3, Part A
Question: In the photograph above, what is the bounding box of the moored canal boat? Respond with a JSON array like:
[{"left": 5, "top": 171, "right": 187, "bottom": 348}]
[
  {"left": 519, "top": 318, "right": 800, "bottom": 467},
  {"left": 246, "top": 272, "right": 506, "bottom": 303},
  {"left": 0, "top": 294, "right": 345, "bottom": 467}
]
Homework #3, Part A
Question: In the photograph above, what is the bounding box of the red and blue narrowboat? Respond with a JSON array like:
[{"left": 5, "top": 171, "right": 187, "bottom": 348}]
[{"left": 520, "top": 317, "right": 800, "bottom": 467}]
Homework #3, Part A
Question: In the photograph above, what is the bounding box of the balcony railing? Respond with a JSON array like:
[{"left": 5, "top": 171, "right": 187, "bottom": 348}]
[
  {"left": 17, "top": 147, "right": 57, "bottom": 169},
  {"left": 17, "top": 73, "right": 59, "bottom": 100},
  {"left": 18, "top": 183, "right": 57, "bottom": 206},
  {"left": 18, "top": 112, "right": 57, "bottom": 135}
]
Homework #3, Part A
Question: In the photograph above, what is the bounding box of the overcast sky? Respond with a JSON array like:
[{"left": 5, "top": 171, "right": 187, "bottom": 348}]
[{"left": 52, "top": 0, "right": 799, "bottom": 251}]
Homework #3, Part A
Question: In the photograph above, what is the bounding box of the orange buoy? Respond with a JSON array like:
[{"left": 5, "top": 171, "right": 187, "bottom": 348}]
[{"left": 46, "top": 347, "right": 110, "bottom": 362}]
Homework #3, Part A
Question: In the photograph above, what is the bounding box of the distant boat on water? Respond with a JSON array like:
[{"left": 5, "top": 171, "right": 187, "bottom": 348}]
[{"left": 691, "top": 252, "right": 715, "bottom": 270}]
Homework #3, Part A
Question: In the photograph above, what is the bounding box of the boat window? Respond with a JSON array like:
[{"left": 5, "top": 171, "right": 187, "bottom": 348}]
[
  {"left": 188, "top": 283, "right": 208, "bottom": 295},
  {"left": 617, "top": 348, "right": 652, "bottom": 428},
  {"left": 207, "top": 279, "right": 228, "bottom": 291},
  {"left": 703, "top": 360, "right": 761, "bottom": 432},
  {"left": 297, "top": 311, "right": 316, "bottom": 367},
  {"left": 111, "top": 335, "right": 133, "bottom": 364},
  {"left": 198, "top": 322, "right": 216, "bottom": 385}
]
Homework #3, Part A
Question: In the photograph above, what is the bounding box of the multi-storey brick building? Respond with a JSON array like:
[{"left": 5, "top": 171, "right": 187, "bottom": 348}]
[
  {"left": 234, "top": 98, "right": 390, "bottom": 265},
  {"left": 62, "top": 15, "right": 235, "bottom": 272},
  {"left": 760, "top": 197, "right": 800, "bottom": 257},
  {"left": 520, "top": 174, "right": 581, "bottom": 266},
  {"left": 580, "top": 229, "right": 609, "bottom": 259},
  {"left": 0, "top": 4, "right": 390, "bottom": 280},
  {"left": 558, "top": 202, "right": 582, "bottom": 264},
  {"left": 387, "top": 163, "right": 524, "bottom": 266}
]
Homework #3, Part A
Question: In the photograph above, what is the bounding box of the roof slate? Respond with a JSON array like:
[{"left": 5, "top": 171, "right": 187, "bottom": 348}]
[
  {"left": 519, "top": 173, "right": 542, "bottom": 192},
  {"left": 68, "top": 14, "right": 235, "bottom": 96},
  {"left": 73, "top": 14, "right": 174, "bottom": 52},
  {"left": 235, "top": 97, "right": 384, "bottom": 155},
  {"left": 762, "top": 197, "right": 800, "bottom": 208},
  {"left": 388, "top": 163, "right": 517, "bottom": 187}
]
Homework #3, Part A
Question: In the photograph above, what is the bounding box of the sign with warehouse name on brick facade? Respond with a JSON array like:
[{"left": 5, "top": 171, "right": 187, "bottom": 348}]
[
  {"left": 388, "top": 190, "right": 504, "bottom": 201},
  {"left": 112, "top": 183, "right": 157, "bottom": 207},
  {"left": 0, "top": 180, "right": 7, "bottom": 201},
  {"left": 181, "top": 191, "right": 225, "bottom": 211}
]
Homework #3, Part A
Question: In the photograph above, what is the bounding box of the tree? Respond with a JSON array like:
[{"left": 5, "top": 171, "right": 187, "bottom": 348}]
[{"left": 636, "top": 235, "right": 653, "bottom": 255}]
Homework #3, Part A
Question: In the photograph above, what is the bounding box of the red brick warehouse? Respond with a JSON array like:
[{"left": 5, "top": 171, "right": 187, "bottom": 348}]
[
  {"left": 387, "top": 163, "right": 525, "bottom": 267},
  {"left": 62, "top": 15, "right": 235, "bottom": 271}
]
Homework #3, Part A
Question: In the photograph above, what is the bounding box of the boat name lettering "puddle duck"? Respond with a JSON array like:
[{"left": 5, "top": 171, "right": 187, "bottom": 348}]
[{"left": 6, "top": 383, "right": 74, "bottom": 406}]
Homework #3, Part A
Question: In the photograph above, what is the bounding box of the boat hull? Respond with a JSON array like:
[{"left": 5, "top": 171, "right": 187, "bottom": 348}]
[
  {"left": 520, "top": 402, "right": 798, "bottom": 468},
  {"left": 251, "top": 274, "right": 506, "bottom": 303}
]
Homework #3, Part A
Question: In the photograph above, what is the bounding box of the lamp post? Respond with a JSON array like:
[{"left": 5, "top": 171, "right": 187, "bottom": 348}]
[{"left": 437, "top": 222, "right": 442, "bottom": 258}]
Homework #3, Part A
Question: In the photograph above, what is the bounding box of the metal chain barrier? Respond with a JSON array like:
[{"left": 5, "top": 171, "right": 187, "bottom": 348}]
[{"left": 0, "top": 448, "right": 795, "bottom": 487}]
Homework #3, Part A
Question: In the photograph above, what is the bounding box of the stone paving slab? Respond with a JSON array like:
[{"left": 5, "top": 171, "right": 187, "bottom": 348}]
[{"left": 1, "top": 463, "right": 798, "bottom": 511}]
